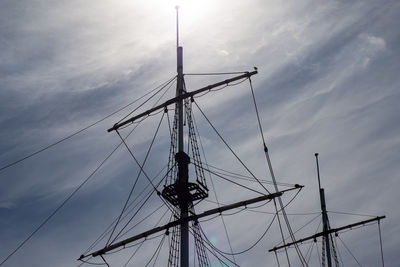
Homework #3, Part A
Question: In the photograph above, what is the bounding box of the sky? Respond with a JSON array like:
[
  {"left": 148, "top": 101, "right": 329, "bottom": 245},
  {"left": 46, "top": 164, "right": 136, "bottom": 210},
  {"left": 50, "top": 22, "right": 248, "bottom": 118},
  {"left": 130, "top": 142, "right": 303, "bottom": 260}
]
[{"left": 0, "top": 0, "right": 399, "bottom": 266}]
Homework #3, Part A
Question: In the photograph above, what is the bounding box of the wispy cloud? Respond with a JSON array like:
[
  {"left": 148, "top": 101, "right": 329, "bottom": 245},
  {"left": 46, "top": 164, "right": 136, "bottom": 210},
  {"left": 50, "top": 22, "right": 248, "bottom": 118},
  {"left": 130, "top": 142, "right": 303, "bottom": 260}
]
[{"left": 0, "top": 0, "right": 399, "bottom": 266}]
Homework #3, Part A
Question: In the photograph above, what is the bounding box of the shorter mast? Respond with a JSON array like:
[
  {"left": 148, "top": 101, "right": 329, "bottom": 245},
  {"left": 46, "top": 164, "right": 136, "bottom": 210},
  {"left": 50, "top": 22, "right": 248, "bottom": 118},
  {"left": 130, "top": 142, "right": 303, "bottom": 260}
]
[
  {"left": 315, "top": 153, "right": 333, "bottom": 267},
  {"left": 269, "top": 216, "right": 386, "bottom": 252},
  {"left": 269, "top": 153, "right": 386, "bottom": 265}
]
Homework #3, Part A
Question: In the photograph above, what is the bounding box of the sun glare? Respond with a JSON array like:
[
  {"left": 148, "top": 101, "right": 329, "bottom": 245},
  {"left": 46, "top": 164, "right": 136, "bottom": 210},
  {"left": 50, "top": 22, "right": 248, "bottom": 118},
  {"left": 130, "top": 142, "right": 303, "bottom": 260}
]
[{"left": 153, "top": 0, "right": 216, "bottom": 27}]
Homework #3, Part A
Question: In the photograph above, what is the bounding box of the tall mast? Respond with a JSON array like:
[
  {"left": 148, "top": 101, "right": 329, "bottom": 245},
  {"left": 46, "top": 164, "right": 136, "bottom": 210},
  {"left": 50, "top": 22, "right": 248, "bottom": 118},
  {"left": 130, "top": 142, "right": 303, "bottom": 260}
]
[
  {"left": 83, "top": 6, "right": 259, "bottom": 265},
  {"left": 176, "top": 6, "right": 184, "bottom": 153},
  {"left": 315, "top": 153, "right": 332, "bottom": 267},
  {"left": 175, "top": 6, "right": 189, "bottom": 266}
]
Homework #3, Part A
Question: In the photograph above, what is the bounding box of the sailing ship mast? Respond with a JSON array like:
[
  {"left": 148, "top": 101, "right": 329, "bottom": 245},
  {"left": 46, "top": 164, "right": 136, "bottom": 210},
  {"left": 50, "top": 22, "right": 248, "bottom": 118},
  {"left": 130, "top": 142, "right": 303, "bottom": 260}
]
[
  {"left": 175, "top": 6, "right": 189, "bottom": 266},
  {"left": 77, "top": 7, "right": 386, "bottom": 265},
  {"left": 316, "top": 153, "right": 333, "bottom": 267},
  {"left": 79, "top": 6, "right": 299, "bottom": 266},
  {"left": 269, "top": 153, "right": 385, "bottom": 266}
]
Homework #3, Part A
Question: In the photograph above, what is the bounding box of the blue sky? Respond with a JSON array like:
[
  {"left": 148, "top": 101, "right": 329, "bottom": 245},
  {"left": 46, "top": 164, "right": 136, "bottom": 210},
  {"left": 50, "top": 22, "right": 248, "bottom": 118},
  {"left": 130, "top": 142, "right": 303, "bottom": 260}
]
[{"left": 0, "top": 0, "right": 399, "bottom": 266}]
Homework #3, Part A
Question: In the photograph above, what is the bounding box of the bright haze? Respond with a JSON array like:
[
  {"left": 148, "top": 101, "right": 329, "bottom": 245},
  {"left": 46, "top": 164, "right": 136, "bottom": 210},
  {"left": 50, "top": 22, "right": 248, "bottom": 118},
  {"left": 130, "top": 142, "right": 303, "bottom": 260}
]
[{"left": 0, "top": 0, "right": 399, "bottom": 266}]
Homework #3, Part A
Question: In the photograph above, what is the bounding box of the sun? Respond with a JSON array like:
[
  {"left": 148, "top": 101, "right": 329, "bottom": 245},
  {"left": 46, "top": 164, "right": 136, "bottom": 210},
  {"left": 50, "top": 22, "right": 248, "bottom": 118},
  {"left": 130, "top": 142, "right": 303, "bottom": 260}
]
[
  {"left": 174, "top": 0, "right": 215, "bottom": 23},
  {"left": 147, "top": 0, "right": 217, "bottom": 28}
]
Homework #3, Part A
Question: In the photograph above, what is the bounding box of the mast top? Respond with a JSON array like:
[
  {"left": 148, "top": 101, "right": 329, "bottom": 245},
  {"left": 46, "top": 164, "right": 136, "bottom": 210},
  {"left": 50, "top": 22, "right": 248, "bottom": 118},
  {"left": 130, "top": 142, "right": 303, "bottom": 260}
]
[
  {"left": 175, "top": 5, "right": 180, "bottom": 48},
  {"left": 315, "top": 152, "right": 322, "bottom": 190}
]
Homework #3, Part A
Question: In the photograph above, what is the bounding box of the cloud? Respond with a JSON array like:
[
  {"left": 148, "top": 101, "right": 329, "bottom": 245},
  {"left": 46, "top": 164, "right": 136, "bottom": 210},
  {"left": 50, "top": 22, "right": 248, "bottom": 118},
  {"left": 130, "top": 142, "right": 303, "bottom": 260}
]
[{"left": 1, "top": 0, "right": 400, "bottom": 266}]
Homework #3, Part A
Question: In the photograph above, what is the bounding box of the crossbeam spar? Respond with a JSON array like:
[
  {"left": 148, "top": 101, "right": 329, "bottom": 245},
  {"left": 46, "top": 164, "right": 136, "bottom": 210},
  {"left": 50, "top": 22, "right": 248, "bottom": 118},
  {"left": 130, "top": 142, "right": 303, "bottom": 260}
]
[
  {"left": 80, "top": 186, "right": 301, "bottom": 259},
  {"left": 107, "top": 70, "right": 258, "bottom": 132},
  {"left": 269, "top": 215, "right": 385, "bottom": 252}
]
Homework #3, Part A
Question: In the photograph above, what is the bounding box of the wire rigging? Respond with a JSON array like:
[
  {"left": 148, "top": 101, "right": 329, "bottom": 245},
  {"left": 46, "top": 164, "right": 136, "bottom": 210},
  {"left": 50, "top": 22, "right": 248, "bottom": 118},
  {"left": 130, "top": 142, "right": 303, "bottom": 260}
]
[
  {"left": 0, "top": 128, "right": 129, "bottom": 266},
  {"left": 107, "top": 111, "right": 166, "bottom": 245},
  {"left": 189, "top": 226, "right": 238, "bottom": 267},
  {"left": 193, "top": 109, "right": 242, "bottom": 263},
  {"left": 100, "top": 255, "right": 110, "bottom": 267},
  {"left": 202, "top": 161, "right": 296, "bottom": 187},
  {"left": 192, "top": 112, "right": 237, "bottom": 264},
  {"left": 378, "top": 220, "right": 385, "bottom": 267},
  {"left": 247, "top": 77, "right": 307, "bottom": 266},
  {"left": 337, "top": 235, "right": 363, "bottom": 267},
  {"left": 199, "top": 185, "right": 303, "bottom": 258},
  {"left": 123, "top": 241, "right": 145, "bottom": 267},
  {"left": 275, "top": 214, "right": 321, "bottom": 247},
  {"left": 184, "top": 71, "right": 249, "bottom": 76},
  {"left": 193, "top": 100, "right": 271, "bottom": 195},
  {"left": 193, "top": 163, "right": 266, "bottom": 195},
  {"left": 83, "top": 164, "right": 169, "bottom": 255},
  {"left": 144, "top": 233, "right": 167, "bottom": 266},
  {"left": 328, "top": 210, "right": 378, "bottom": 217},
  {"left": 333, "top": 233, "right": 345, "bottom": 267},
  {"left": 109, "top": 164, "right": 171, "bottom": 245},
  {"left": 117, "top": 76, "right": 176, "bottom": 124},
  {"left": 117, "top": 204, "right": 167, "bottom": 241},
  {"left": 124, "top": 212, "right": 174, "bottom": 267},
  {"left": 77, "top": 79, "right": 177, "bottom": 260},
  {"left": 0, "top": 76, "right": 176, "bottom": 174},
  {"left": 1, "top": 76, "right": 178, "bottom": 266},
  {"left": 203, "top": 213, "right": 277, "bottom": 256}
]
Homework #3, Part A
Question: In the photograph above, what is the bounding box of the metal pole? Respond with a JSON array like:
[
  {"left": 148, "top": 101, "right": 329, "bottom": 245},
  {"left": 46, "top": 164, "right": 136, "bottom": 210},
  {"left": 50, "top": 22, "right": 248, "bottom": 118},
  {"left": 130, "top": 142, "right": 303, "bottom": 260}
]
[
  {"left": 176, "top": 5, "right": 179, "bottom": 48},
  {"left": 378, "top": 220, "right": 385, "bottom": 267},
  {"left": 315, "top": 153, "right": 332, "bottom": 267},
  {"left": 176, "top": 6, "right": 189, "bottom": 267}
]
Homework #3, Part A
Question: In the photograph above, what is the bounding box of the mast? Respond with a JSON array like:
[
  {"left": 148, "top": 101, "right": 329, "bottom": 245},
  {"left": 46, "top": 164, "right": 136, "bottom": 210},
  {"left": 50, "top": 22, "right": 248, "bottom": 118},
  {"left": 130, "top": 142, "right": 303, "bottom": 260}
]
[
  {"left": 81, "top": 6, "right": 261, "bottom": 265},
  {"left": 270, "top": 154, "right": 386, "bottom": 266},
  {"left": 315, "top": 153, "right": 332, "bottom": 267},
  {"left": 175, "top": 6, "right": 190, "bottom": 267}
]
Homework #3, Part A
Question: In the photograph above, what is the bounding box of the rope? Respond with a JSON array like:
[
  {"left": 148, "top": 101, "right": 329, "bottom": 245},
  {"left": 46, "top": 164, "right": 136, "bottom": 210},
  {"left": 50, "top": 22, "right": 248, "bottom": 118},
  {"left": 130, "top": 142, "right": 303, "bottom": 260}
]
[
  {"left": 100, "top": 255, "right": 110, "bottom": 267},
  {"left": 201, "top": 213, "right": 276, "bottom": 256},
  {"left": 144, "top": 234, "right": 166, "bottom": 266},
  {"left": 189, "top": 109, "right": 236, "bottom": 264},
  {"left": 0, "top": 76, "right": 177, "bottom": 266},
  {"left": 0, "top": 132, "right": 126, "bottom": 266},
  {"left": 275, "top": 214, "right": 320, "bottom": 247},
  {"left": 109, "top": 168, "right": 175, "bottom": 244},
  {"left": 78, "top": 258, "right": 108, "bottom": 266},
  {"left": 117, "top": 205, "right": 167, "bottom": 241},
  {"left": 202, "top": 161, "right": 296, "bottom": 187},
  {"left": 328, "top": 210, "right": 377, "bottom": 217},
  {"left": 123, "top": 240, "right": 145, "bottom": 267},
  {"left": 333, "top": 233, "right": 345, "bottom": 267},
  {"left": 184, "top": 71, "right": 249, "bottom": 76},
  {"left": 191, "top": 226, "right": 239, "bottom": 267},
  {"left": 115, "top": 123, "right": 177, "bottom": 216},
  {"left": 193, "top": 100, "right": 271, "bottom": 194},
  {"left": 121, "top": 210, "right": 173, "bottom": 266},
  {"left": 83, "top": 164, "right": 169, "bottom": 255},
  {"left": 107, "top": 111, "right": 165, "bottom": 245},
  {"left": 248, "top": 77, "right": 307, "bottom": 266},
  {"left": 378, "top": 220, "right": 385, "bottom": 267},
  {"left": 330, "top": 232, "right": 340, "bottom": 267},
  {"left": 117, "top": 76, "right": 176, "bottom": 124},
  {"left": 0, "top": 76, "right": 176, "bottom": 174},
  {"left": 304, "top": 238, "right": 315, "bottom": 264},
  {"left": 274, "top": 250, "right": 282, "bottom": 267},
  {"left": 337, "top": 235, "right": 362, "bottom": 267},
  {"left": 194, "top": 163, "right": 266, "bottom": 195},
  {"left": 274, "top": 199, "right": 292, "bottom": 266}
]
